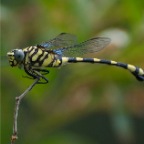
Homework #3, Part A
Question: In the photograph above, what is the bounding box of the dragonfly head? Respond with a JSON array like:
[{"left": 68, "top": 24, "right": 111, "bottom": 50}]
[{"left": 7, "top": 49, "right": 25, "bottom": 67}]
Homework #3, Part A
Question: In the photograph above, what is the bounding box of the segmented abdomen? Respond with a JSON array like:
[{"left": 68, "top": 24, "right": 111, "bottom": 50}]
[{"left": 61, "top": 57, "right": 144, "bottom": 81}]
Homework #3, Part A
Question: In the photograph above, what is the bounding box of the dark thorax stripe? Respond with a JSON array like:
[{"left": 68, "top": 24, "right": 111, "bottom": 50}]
[
  {"left": 29, "top": 47, "right": 39, "bottom": 63},
  {"left": 34, "top": 50, "right": 45, "bottom": 66},
  {"left": 39, "top": 52, "right": 49, "bottom": 66},
  {"left": 29, "top": 47, "right": 50, "bottom": 67},
  {"left": 31, "top": 48, "right": 45, "bottom": 66}
]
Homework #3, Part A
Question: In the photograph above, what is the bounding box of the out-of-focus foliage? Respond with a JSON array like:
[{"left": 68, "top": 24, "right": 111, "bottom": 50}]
[{"left": 1, "top": 0, "right": 144, "bottom": 144}]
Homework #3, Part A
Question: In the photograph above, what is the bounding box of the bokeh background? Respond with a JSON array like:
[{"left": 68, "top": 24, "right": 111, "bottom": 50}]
[{"left": 1, "top": 0, "right": 144, "bottom": 144}]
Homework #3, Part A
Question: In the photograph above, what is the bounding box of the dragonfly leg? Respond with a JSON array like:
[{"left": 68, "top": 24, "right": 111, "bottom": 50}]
[
  {"left": 24, "top": 66, "right": 49, "bottom": 84},
  {"left": 32, "top": 68, "right": 49, "bottom": 75},
  {"left": 32, "top": 70, "right": 49, "bottom": 84},
  {"left": 37, "top": 75, "right": 49, "bottom": 84}
]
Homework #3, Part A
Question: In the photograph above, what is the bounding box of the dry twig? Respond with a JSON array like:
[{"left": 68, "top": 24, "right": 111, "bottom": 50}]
[{"left": 11, "top": 78, "right": 39, "bottom": 144}]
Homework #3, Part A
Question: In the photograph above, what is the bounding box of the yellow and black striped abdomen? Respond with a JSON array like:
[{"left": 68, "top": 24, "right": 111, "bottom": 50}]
[
  {"left": 25, "top": 46, "right": 62, "bottom": 67},
  {"left": 62, "top": 57, "right": 144, "bottom": 81}
]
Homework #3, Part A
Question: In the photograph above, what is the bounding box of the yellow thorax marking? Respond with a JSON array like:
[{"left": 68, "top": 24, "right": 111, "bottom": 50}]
[
  {"left": 32, "top": 49, "right": 43, "bottom": 62},
  {"left": 42, "top": 54, "right": 54, "bottom": 66}
]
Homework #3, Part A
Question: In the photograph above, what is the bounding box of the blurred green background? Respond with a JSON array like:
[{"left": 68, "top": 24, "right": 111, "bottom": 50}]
[{"left": 1, "top": 0, "right": 144, "bottom": 144}]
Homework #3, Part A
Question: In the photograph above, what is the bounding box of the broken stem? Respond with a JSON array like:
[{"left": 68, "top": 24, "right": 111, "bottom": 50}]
[{"left": 11, "top": 78, "right": 39, "bottom": 144}]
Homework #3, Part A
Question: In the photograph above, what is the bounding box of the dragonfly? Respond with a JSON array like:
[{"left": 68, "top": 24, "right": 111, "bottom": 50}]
[{"left": 7, "top": 33, "right": 144, "bottom": 83}]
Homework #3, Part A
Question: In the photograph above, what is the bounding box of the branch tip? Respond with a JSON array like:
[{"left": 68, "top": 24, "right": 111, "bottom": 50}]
[{"left": 11, "top": 135, "right": 18, "bottom": 144}]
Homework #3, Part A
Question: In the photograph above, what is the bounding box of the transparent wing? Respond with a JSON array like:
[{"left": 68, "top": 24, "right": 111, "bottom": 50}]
[
  {"left": 37, "top": 33, "right": 78, "bottom": 49},
  {"left": 54, "top": 37, "right": 111, "bottom": 56}
]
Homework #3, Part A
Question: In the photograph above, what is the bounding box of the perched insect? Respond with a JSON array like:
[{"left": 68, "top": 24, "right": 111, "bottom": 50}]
[{"left": 7, "top": 33, "right": 144, "bottom": 83}]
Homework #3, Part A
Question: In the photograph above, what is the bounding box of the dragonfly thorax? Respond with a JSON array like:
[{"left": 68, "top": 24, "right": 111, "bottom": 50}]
[{"left": 7, "top": 49, "right": 25, "bottom": 67}]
